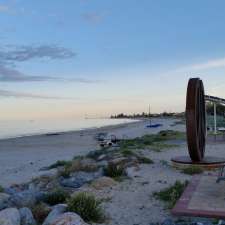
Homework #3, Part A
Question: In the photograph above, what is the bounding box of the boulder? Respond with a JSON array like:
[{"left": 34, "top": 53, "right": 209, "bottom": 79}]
[
  {"left": 0, "top": 193, "right": 10, "bottom": 210},
  {"left": 0, "top": 208, "right": 20, "bottom": 225},
  {"left": 43, "top": 204, "right": 67, "bottom": 225},
  {"left": 91, "top": 176, "right": 116, "bottom": 190},
  {"left": 10, "top": 190, "right": 43, "bottom": 207},
  {"left": 47, "top": 212, "right": 88, "bottom": 225},
  {"left": 19, "top": 207, "right": 36, "bottom": 225},
  {"left": 60, "top": 171, "right": 102, "bottom": 188}
]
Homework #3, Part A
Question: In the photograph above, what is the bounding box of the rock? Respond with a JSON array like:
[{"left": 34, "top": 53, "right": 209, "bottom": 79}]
[
  {"left": 91, "top": 176, "right": 116, "bottom": 190},
  {"left": 125, "top": 166, "right": 139, "bottom": 178},
  {"left": 10, "top": 190, "right": 42, "bottom": 207},
  {"left": 43, "top": 204, "right": 67, "bottom": 225},
  {"left": 97, "top": 154, "right": 106, "bottom": 161},
  {"left": 0, "top": 208, "right": 20, "bottom": 225},
  {"left": 161, "top": 219, "right": 175, "bottom": 225},
  {"left": 60, "top": 171, "right": 102, "bottom": 188},
  {"left": 19, "top": 207, "right": 36, "bottom": 225},
  {"left": 218, "top": 220, "right": 225, "bottom": 225},
  {"left": 47, "top": 212, "right": 88, "bottom": 225},
  {"left": 97, "top": 160, "right": 108, "bottom": 167},
  {"left": 0, "top": 193, "right": 10, "bottom": 210},
  {"left": 110, "top": 157, "right": 128, "bottom": 165}
]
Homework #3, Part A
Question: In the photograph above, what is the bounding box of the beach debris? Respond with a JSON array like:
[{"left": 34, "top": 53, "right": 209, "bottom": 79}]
[
  {"left": 19, "top": 207, "right": 36, "bottom": 225},
  {"left": 0, "top": 208, "right": 20, "bottom": 225}
]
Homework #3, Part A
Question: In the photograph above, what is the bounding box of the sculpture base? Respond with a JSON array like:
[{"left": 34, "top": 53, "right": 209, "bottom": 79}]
[{"left": 171, "top": 156, "right": 225, "bottom": 169}]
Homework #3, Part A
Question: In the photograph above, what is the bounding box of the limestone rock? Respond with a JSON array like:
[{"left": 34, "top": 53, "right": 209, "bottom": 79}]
[
  {"left": 0, "top": 208, "right": 20, "bottom": 225},
  {"left": 91, "top": 176, "right": 116, "bottom": 190},
  {"left": 47, "top": 212, "right": 88, "bottom": 225},
  {"left": 19, "top": 207, "right": 36, "bottom": 225},
  {"left": 0, "top": 193, "right": 10, "bottom": 210},
  {"left": 43, "top": 204, "right": 67, "bottom": 225}
]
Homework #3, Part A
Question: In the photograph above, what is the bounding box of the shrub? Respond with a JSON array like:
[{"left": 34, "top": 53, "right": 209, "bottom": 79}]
[
  {"left": 103, "top": 163, "right": 124, "bottom": 178},
  {"left": 48, "top": 160, "right": 72, "bottom": 169},
  {"left": 67, "top": 192, "right": 104, "bottom": 223},
  {"left": 58, "top": 166, "right": 71, "bottom": 178},
  {"left": 43, "top": 188, "right": 70, "bottom": 206},
  {"left": 0, "top": 185, "right": 4, "bottom": 192},
  {"left": 32, "top": 203, "right": 51, "bottom": 224},
  {"left": 69, "top": 159, "right": 98, "bottom": 173},
  {"left": 182, "top": 166, "right": 203, "bottom": 175},
  {"left": 137, "top": 156, "right": 154, "bottom": 164},
  {"left": 153, "top": 180, "right": 188, "bottom": 208},
  {"left": 120, "top": 148, "right": 134, "bottom": 156}
]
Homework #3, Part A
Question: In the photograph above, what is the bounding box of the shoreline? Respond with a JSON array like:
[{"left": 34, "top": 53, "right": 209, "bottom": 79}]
[{"left": 0, "top": 118, "right": 141, "bottom": 142}]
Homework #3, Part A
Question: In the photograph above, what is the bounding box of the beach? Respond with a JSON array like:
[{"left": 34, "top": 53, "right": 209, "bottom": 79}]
[{"left": 0, "top": 118, "right": 181, "bottom": 187}]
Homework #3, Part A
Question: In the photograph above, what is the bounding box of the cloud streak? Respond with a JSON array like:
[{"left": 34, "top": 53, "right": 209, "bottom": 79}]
[
  {"left": 0, "top": 89, "right": 76, "bottom": 100},
  {"left": 0, "top": 44, "right": 98, "bottom": 83},
  {"left": 175, "top": 57, "right": 225, "bottom": 72}
]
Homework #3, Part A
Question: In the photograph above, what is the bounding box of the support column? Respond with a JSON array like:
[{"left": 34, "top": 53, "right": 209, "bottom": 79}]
[{"left": 214, "top": 102, "right": 217, "bottom": 135}]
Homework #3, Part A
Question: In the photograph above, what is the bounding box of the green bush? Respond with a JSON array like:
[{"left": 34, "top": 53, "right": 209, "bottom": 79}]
[
  {"left": 43, "top": 189, "right": 70, "bottom": 206},
  {"left": 32, "top": 203, "right": 51, "bottom": 224},
  {"left": 104, "top": 163, "right": 124, "bottom": 178},
  {"left": 48, "top": 160, "right": 72, "bottom": 169},
  {"left": 182, "top": 166, "right": 203, "bottom": 175},
  {"left": 153, "top": 180, "right": 188, "bottom": 208},
  {"left": 67, "top": 192, "right": 104, "bottom": 223},
  {"left": 120, "top": 148, "right": 134, "bottom": 156},
  {"left": 137, "top": 156, "right": 154, "bottom": 164}
]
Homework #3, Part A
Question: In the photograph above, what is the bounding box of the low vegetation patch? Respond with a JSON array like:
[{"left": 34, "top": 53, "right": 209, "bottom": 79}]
[
  {"left": 153, "top": 180, "right": 188, "bottom": 209},
  {"left": 181, "top": 166, "right": 203, "bottom": 175},
  {"left": 32, "top": 203, "right": 51, "bottom": 224},
  {"left": 48, "top": 160, "right": 72, "bottom": 169},
  {"left": 67, "top": 192, "right": 104, "bottom": 223},
  {"left": 43, "top": 188, "right": 70, "bottom": 206},
  {"left": 58, "top": 158, "right": 98, "bottom": 178},
  {"left": 119, "top": 130, "right": 184, "bottom": 151},
  {"left": 137, "top": 156, "right": 154, "bottom": 164},
  {"left": 104, "top": 163, "right": 125, "bottom": 179}
]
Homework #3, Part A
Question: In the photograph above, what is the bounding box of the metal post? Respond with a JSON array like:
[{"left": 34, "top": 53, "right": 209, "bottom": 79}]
[{"left": 214, "top": 102, "right": 217, "bottom": 136}]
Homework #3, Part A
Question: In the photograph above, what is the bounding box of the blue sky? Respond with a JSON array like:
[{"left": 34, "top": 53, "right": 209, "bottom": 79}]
[{"left": 1, "top": 0, "right": 225, "bottom": 119}]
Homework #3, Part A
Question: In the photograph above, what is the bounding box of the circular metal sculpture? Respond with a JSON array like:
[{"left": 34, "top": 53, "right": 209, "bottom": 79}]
[{"left": 186, "top": 78, "right": 206, "bottom": 162}]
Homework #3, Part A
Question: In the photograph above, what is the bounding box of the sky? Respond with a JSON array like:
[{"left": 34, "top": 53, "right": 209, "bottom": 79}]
[{"left": 1, "top": 0, "right": 225, "bottom": 120}]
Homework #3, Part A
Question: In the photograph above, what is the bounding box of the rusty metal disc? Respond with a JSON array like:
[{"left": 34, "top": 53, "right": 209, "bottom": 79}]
[{"left": 186, "top": 78, "right": 206, "bottom": 162}]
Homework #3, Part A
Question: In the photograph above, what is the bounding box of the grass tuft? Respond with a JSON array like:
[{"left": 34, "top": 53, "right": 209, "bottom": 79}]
[
  {"left": 153, "top": 180, "right": 188, "bottom": 209},
  {"left": 43, "top": 188, "right": 70, "bottom": 206},
  {"left": 181, "top": 166, "right": 203, "bottom": 175},
  {"left": 104, "top": 163, "right": 125, "bottom": 178},
  {"left": 67, "top": 192, "right": 104, "bottom": 223},
  {"left": 32, "top": 203, "right": 51, "bottom": 224}
]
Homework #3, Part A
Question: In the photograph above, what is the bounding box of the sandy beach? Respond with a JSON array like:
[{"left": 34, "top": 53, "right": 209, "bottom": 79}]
[{"left": 0, "top": 118, "right": 182, "bottom": 187}]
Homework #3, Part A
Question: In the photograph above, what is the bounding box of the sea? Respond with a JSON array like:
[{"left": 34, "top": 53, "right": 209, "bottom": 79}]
[{"left": 0, "top": 118, "right": 135, "bottom": 140}]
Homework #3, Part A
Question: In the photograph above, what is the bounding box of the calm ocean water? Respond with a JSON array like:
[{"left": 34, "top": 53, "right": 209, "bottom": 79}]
[{"left": 0, "top": 118, "right": 135, "bottom": 140}]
